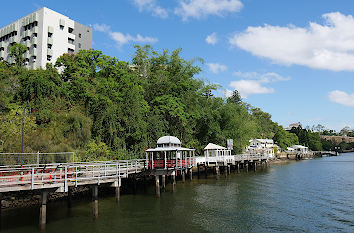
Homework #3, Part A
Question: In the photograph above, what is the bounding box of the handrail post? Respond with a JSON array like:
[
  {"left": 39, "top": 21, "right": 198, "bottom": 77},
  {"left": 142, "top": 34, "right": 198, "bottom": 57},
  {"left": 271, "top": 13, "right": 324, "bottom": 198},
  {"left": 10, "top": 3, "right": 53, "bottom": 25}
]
[
  {"left": 64, "top": 166, "right": 68, "bottom": 192},
  {"left": 98, "top": 165, "right": 101, "bottom": 185},
  {"left": 75, "top": 166, "right": 78, "bottom": 187},
  {"left": 126, "top": 161, "right": 128, "bottom": 178},
  {"left": 31, "top": 167, "right": 34, "bottom": 190}
]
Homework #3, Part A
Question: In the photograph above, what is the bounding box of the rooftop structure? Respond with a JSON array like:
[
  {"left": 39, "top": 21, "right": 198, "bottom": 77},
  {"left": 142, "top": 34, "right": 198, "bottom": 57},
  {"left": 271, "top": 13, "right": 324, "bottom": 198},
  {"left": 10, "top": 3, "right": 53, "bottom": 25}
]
[{"left": 0, "top": 7, "right": 92, "bottom": 69}]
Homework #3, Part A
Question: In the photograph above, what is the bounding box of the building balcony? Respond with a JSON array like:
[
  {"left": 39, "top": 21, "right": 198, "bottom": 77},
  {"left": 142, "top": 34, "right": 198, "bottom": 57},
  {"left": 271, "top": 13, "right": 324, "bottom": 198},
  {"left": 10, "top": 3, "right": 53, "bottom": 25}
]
[
  {"left": 47, "top": 37, "right": 53, "bottom": 45},
  {"left": 9, "top": 37, "right": 18, "bottom": 44},
  {"left": 0, "top": 41, "right": 4, "bottom": 48},
  {"left": 31, "top": 27, "right": 38, "bottom": 34},
  {"left": 48, "top": 26, "right": 54, "bottom": 34},
  {"left": 24, "top": 52, "right": 30, "bottom": 59},
  {"left": 0, "top": 51, "right": 4, "bottom": 58},
  {"left": 30, "top": 48, "right": 37, "bottom": 56},
  {"left": 47, "top": 49, "right": 53, "bottom": 56},
  {"left": 68, "top": 34, "right": 76, "bottom": 40},
  {"left": 31, "top": 37, "right": 38, "bottom": 44},
  {"left": 68, "top": 43, "right": 75, "bottom": 51},
  {"left": 23, "top": 30, "right": 31, "bottom": 38}
]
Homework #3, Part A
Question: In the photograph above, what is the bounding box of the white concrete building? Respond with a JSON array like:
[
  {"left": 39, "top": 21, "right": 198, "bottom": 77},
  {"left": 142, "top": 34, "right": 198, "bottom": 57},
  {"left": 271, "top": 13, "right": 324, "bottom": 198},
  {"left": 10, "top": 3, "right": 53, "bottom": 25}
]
[{"left": 0, "top": 7, "right": 92, "bottom": 69}]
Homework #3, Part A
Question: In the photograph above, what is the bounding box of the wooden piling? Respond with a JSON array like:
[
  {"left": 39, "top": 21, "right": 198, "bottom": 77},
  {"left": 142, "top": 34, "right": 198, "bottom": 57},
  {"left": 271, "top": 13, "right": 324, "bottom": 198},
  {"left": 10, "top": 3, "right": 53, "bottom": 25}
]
[
  {"left": 172, "top": 172, "right": 176, "bottom": 192},
  {"left": 39, "top": 190, "right": 48, "bottom": 230},
  {"left": 67, "top": 187, "right": 72, "bottom": 208},
  {"left": 189, "top": 169, "right": 193, "bottom": 181},
  {"left": 216, "top": 166, "right": 220, "bottom": 180},
  {"left": 254, "top": 162, "right": 257, "bottom": 172},
  {"left": 245, "top": 163, "right": 249, "bottom": 173},
  {"left": 92, "top": 185, "right": 98, "bottom": 220},
  {"left": 205, "top": 165, "right": 208, "bottom": 179},
  {"left": 224, "top": 166, "right": 228, "bottom": 177},
  {"left": 155, "top": 175, "right": 160, "bottom": 198},
  {"left": 182, "top": 170, "right": 186, "bottom": 183},
  {"left": 162, "top": 175, "right": 166, "bottom": 191},
  {"left": 237, "top": 163, "right": 240, "bottom": 173},
  {"left": 197, "top": 165, "right": 200, "bottom": 179},
  {"left": 115, "top": 186, "right": 120, "bottom": 203}
]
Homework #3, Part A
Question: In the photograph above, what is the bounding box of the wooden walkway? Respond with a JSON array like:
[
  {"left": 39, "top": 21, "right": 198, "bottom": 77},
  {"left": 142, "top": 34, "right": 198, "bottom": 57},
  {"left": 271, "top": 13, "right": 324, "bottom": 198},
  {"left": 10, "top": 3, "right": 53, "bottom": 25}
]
[{"left": 0, "top": 160, "right": 146, "bottom": 193}]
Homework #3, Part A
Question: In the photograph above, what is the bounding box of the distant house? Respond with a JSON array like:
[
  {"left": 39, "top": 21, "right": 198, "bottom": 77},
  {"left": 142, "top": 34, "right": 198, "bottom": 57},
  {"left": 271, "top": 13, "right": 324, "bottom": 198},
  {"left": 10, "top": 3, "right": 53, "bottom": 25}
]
[
  {"left": 247, "top": 139, "right": 276, "bottom": 158},
  {"left": 284, "top": 122, "right": 302, "bottom": 131},
  {"left": 290, "top": 145, "right": 309, "bottom": 154}
]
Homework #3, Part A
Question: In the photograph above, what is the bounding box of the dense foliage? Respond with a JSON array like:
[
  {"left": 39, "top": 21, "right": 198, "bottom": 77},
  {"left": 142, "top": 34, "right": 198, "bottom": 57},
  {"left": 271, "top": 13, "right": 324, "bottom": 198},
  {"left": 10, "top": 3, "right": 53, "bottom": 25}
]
[{"left": 0, "top": 46, "right": 340, "bottom": 160}]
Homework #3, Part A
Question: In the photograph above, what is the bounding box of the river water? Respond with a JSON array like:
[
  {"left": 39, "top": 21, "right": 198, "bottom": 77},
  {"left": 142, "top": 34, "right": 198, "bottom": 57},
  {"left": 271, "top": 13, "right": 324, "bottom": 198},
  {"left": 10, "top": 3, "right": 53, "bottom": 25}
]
[{"left": 1, "top": 153, "right": 354, "bottom": 233}]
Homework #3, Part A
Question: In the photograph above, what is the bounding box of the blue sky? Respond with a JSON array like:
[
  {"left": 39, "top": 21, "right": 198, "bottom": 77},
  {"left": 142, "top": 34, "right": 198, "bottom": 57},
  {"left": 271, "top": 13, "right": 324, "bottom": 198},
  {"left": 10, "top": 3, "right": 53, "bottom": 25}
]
[{"left": 1, "top": 0, "right": 354, "bottom": 131}]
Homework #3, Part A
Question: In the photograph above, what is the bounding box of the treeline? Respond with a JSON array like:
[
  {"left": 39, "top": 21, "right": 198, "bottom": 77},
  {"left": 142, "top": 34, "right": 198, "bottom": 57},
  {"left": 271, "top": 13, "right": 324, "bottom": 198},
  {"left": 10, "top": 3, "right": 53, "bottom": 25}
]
[{"left": 0, "top": 45, "right": 330, "bottom": 160}]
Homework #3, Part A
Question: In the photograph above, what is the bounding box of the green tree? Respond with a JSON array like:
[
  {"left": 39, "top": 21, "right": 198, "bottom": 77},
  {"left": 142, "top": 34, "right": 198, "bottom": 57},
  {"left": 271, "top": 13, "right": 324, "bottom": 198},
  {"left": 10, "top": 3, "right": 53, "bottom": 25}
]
[{"left": 9, "top": 43, "right": 28, "bottom": 67}]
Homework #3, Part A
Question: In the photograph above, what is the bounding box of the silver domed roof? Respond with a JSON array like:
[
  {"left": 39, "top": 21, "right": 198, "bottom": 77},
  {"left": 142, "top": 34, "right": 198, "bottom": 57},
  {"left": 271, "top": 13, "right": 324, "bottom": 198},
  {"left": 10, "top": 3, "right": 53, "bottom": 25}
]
[{"left": 157, "top": 136, "right": 181, "bottom": 145}]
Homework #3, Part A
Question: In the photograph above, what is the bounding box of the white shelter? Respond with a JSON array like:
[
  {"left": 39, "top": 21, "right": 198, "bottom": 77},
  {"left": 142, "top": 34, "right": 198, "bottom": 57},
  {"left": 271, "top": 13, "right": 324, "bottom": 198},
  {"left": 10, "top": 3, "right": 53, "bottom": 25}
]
[
  {"left": 195, "top": 143, "right": 234, "bottom": 166},
  {"left": 146, "top": 136, "right": 194, "bottom": 170}
]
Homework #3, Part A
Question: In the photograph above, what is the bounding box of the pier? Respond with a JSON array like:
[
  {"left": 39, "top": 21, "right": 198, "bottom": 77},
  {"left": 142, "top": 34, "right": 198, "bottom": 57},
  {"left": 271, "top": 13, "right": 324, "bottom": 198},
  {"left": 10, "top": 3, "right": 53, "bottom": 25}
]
[{"left": 0, "top": 137, "right": 272, "bottom": 230}]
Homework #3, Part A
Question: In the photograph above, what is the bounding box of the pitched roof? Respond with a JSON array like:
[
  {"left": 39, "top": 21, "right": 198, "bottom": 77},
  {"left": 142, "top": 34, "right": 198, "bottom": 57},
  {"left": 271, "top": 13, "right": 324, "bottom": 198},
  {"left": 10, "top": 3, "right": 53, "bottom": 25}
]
[{"left": 204, "top": 143, "right": 227, "bottom": 150}]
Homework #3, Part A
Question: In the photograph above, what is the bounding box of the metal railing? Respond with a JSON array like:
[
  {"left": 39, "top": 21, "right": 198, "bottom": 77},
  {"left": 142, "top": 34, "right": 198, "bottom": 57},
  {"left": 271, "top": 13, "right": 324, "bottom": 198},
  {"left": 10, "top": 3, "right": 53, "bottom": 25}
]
[
  {"left": 0, "top": 152, "right": 75, "bottom": 166},
  {"left": 0, "top": 159, "right": 146, "bottom": 192}
]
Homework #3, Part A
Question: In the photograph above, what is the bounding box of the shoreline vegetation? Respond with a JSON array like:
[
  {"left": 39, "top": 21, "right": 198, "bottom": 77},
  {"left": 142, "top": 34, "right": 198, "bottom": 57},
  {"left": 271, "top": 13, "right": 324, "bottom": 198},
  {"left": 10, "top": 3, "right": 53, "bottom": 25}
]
[{"left": 1, "top": 45, "right": 350, "bottom": 163}]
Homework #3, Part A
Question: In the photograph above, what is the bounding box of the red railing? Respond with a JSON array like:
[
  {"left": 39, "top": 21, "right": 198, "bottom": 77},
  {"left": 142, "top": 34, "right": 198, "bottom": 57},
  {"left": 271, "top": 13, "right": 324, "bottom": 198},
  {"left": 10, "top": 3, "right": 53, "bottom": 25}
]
[{"left": 148, "top": 159, "right": 193, "bottom": 169}]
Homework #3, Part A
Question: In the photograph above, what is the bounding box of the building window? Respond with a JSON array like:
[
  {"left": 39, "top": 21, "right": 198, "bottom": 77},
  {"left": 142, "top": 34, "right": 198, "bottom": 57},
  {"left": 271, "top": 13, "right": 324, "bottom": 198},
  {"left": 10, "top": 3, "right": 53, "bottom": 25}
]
[
  {"left": 33, "top": 44, "right": 37, "bottom": 48},
  {"left": 79, "top": 33, "right": 81, "bottom": 38},
  {"left": 47, "top": 44, "right": 52, "bottom": 49},
  {"left": 68, "top": 27, "right": 74, "bottom": 33},
  {"left": 68, "top": 38, "right": 74, "bottom": 44},
  {"left": 60, "top": 25, "right": 64, "bottom": 30},
  {"left": 48, "top": 32, "right": 53, "bottom": 38},
  {"left": 68, "top": 48, "right": 74, "bottom": 54},
  {"left": 78, "top": 43, "right": 81, "bottom": 48},
  {"left": 47, "top": 55, "right": 52, "bottom": 61}
]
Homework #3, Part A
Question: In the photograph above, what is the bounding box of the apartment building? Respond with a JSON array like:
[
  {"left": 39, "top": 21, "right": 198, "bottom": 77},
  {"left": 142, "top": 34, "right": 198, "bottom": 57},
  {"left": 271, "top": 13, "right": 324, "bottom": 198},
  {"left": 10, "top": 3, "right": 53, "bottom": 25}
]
[{"left": 0, "top": 7, "right": 92, "bottom": 69}]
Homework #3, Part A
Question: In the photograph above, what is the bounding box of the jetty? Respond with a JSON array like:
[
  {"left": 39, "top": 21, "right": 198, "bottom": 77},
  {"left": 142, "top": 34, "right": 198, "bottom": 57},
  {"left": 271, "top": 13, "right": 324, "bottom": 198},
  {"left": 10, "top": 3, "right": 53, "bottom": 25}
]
[{"left": 0, "top": 136, "right": 272, "bottom": 230}]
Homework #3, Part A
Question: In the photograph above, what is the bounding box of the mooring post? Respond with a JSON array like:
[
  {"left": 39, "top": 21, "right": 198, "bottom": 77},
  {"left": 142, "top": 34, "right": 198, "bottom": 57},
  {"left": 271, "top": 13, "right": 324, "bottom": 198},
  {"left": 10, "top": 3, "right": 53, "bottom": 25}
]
[
  {"left": 216, "top": 166, "right": 220, "bottom": 180},
  {"left": 92, "top": 185, "right": 98, "bottom": 220},
  {"left": 172, "top": 171, "right": 176, "bottom": 192},
  {"left": 189, "top": 168, "right": 193, "bottom": 181},
  {"left": 155, "top": 175, "right": 160, "bottom": 197},
  {"left": 162, "top": 175, "right": 166, "bottom": 191},
  {"left": 39, "top": 190, "right": 48, "bottom": 231},
  {"left": 182, "top": 170, "right": 186, "bottom": 183}
]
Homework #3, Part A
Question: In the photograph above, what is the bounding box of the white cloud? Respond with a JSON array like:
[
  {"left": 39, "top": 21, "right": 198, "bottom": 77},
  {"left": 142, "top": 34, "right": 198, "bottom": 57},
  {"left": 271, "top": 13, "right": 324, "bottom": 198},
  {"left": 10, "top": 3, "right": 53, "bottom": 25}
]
[
  {"left": 93, "top": 24, "right": 110, "bottom": 32},
  {"left": 229, "top": 80, "right": 274, "bottom": 98},
  {"left": 133, "top": 0, "right": 168, "bottom": 18},
  {"left": 329, "top": 90, "right": 354, "bottom": 107},
  {"left": 233, "top": 71, "right": 291, "bottom": 83},
  {"left": 230, "top": 12, "right": 354, "bottom": 71},
  {"left": 93, "top": 23, "right": 158, "bottom": 47},
  {"left": 175, "top": 0, "right": 243, "bottom": 21},
  {"left": 206, "top": 32, "right": 218, "bottom": 45},
  {"left": 207, "top": 63, "right": 227, "bottom": 73},
  {"left": 227, "top": 71, "right": 290, "bottom": 98}
]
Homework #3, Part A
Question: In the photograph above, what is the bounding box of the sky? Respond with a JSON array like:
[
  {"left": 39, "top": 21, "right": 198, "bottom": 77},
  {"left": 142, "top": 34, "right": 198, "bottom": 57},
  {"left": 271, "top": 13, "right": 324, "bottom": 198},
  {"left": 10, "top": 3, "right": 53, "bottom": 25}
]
[{"left": 1, "top": 0, "right": 354, "bottom": 131}]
